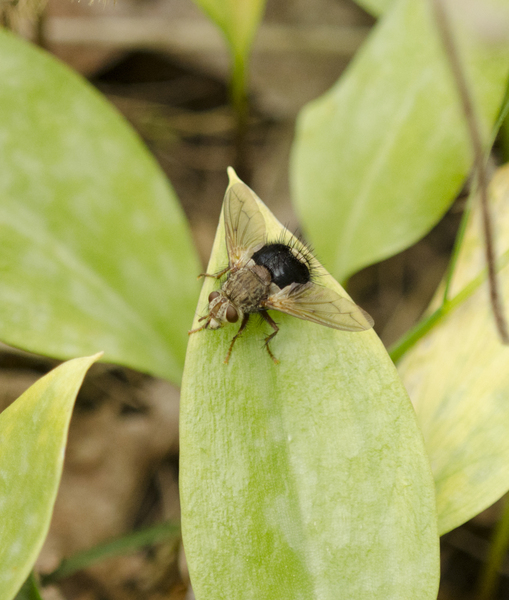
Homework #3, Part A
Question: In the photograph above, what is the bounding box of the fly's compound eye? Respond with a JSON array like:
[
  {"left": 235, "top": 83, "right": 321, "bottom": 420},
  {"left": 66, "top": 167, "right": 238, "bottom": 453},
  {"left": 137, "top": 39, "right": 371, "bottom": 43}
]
[
  {"left": 226, "top": 305, "right": 239, "bottom": 323},
  {"left": 208, "top": 291, "right": 220, "bottom": 303}
]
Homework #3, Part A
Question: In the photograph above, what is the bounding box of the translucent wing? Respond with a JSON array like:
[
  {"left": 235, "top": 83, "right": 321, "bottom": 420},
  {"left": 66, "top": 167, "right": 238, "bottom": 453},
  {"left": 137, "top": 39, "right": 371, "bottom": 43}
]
[
  {"left": 263, "top": 282, "right": 374, "bottom": 332},
  {"left": 224, "top": 182, "right": 266, "bottom": 266}
]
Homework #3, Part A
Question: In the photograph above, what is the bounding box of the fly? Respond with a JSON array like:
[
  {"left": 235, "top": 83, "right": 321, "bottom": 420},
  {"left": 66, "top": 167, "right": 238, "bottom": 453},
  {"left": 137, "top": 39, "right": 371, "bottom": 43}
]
[{"left": 188, "top": 169, "right": 374, "bottom": 364}]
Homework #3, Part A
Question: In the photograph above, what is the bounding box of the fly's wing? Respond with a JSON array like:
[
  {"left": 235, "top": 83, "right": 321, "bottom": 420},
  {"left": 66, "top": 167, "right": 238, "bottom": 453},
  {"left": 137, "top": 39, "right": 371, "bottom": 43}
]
[
  {"left": 263, "top": 282, "right": 374, "bottom": 332},
  {"left": 224, "top": 182, "right": 266, "bottom": 266}
]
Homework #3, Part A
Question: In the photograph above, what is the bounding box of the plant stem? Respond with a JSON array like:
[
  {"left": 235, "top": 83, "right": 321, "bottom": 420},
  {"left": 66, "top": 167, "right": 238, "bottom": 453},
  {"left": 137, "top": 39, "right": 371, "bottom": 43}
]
[
  {"left": 441, "top": 192, "right": 473, "bottom": 304},
  {"left": 41, "top": 520, "right": 180, "bottom": 584},
  {"left": 431, "top": 0, "right": 509, "bottom": 344},
  {"left": 391, "top": 72, "right": 509, "bottom": 361},
  {"left": 441, "top": 80, "right": 509, "bottom": 305},
  {"left": 389, "top": 250, "right": 509, "bottom": 363},
  {"left": 230, "top": 50, "right": 250, "bottom": 182},
  {"left": 390, "top": 3, "right": 509, "bottom": 362},
  {"left": 491, "top": 82, "right": 509, "bottom": 148},
  {"left": 477, "top": 495, "right": 509, "bottom": 600}
]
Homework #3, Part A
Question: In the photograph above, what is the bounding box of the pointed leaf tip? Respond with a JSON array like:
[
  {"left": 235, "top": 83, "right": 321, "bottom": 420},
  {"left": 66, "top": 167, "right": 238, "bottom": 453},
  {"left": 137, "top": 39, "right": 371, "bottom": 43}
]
[{"left": 227, "top": 166, "right": 241, "bottom": 186}]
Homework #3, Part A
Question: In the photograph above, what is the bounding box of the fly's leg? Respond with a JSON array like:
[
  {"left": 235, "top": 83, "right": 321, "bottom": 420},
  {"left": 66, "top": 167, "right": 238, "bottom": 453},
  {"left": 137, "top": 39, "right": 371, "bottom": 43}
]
[
  {"left": 224, "top": 314, "right": 249, "bottom": 364},
  {"left": 188, "top": 316, "right": 211, "bottom": 335},
  {"left": 260, "top": 311, "right": 280, "bottom": 364},
  {"left": 198, "top": 266, "right": 230, "bottom": 280}
]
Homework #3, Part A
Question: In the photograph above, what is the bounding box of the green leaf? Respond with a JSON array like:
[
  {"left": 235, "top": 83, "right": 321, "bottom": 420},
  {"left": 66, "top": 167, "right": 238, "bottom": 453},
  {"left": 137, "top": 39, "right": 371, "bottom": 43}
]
[
  {"left": 191, "top": 0, "right": 266, "bottom": 117},
  {"left": 0, "top": 30, "right": 201, "bottom": 384},
  {"left": 398, "top": 164, "right": 509, "bottom": 535},
  {"left": 192, "top": 0, "right": 266, "bottom": 62},
  {"left": 0, "top": 354, "right": 101, "bottom": 600},
  {"left": 290, "top": 0, "right": 509, "bottom": 282},
  {"left": 43, "top": 520, "right": 180, "bottom": 583},
  {"left": 13, "top": 574, "right": 43, "bottom": 600},
  {"left": 353, "top": 0, "right": 389, "bottom": 17},
  {"left": 477, "top": 495, "right": 509, "bottom": 600},
  {"left": 180, "top": 171, "right": 439, "bottom": 600}
]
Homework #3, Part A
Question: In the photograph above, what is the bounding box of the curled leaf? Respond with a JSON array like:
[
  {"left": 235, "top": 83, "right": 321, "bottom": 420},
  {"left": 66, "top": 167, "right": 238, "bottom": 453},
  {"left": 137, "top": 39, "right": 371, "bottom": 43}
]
[
  {"left": 398, "top": 164, "right": 509, "bottom": 535},
  {"left": 0, "top": 354, "right": 101, "bottom": 599}
]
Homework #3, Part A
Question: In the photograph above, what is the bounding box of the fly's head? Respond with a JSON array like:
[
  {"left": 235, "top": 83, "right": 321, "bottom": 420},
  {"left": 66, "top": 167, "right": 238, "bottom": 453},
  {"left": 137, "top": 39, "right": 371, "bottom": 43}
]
[{"left": 207, "top": 290, "right": 241, "bottom": 329}]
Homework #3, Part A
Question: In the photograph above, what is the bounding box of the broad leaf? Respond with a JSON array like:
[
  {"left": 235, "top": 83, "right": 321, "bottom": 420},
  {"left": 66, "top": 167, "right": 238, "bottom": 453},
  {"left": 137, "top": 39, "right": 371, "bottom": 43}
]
[
  {"left": 290, "top": 0, "right": 509, "bottom": 282},
  {"left": 180, "top": 170, "right": 439, "bottom": 600},
  {"left": 0, "top": 355, "right": 100, "bottom": 600},
  {"left": 0, "top": 30, "right": 200, "bottom": 384},
  {"left": 398, "top": 164, "right": 509, "bottom": 535}
]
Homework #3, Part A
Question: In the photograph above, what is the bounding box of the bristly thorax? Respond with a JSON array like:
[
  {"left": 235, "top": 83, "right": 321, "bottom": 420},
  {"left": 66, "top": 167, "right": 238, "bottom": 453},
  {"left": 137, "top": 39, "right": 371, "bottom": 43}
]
[{"left": 223, "top": 264, "right": 272, "bottom": 314}]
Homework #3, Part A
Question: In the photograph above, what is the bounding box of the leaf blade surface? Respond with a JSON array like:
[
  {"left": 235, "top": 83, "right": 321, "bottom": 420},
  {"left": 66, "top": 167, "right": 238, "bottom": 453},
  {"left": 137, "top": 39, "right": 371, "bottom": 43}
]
[
  {"left": 0, "top": 355, "right": 100, "bottom": 600},
  {"left": 291, "top": 0, "right": 509, "bottom": 282},
  {"left": 180, "top": 172, "right": 439, "bottom": 600},
  {"left": 0, "top": 31, "right": 200, "bottom": 383}
]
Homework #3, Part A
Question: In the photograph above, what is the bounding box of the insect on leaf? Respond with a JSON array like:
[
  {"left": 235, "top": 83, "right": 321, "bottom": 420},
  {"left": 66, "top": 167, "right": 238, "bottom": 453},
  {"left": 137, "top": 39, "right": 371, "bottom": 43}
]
[
  {"left": 181, "top": 169, "right": 439, "bottom": 600},
  {"left": 190, "top": 167, "right": 373, "bottom": 364}
]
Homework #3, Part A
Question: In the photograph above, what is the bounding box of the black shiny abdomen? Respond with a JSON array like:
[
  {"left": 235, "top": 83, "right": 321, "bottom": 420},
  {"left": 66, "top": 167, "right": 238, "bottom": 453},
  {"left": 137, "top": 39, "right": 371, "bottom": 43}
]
[{"left": 251, "top": 243, "right": 311, "bottom": 289}]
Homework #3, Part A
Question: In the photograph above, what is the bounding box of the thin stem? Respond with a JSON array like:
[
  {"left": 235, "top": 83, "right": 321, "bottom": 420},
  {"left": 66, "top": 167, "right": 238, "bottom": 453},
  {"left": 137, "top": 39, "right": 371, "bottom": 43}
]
[
  {"left": 34, "top": 7, "right": 47, "bottom": 49},
  {"left": 230, "top": 50, "right": 250, "bottom": 182},
  {"left": 390, "top": 78, "right": 509, "bottom": 360},
  {"left": 231, "top": 51, "right": 248, "bottom": 131},
  {"left": 41, "top": 520, "right": 180, "bottom": 584},
  {"left": 441, "top": 190, "right": 473, "bottom": 305},
  {"left": 389, "top": 250, "right": 509, "bottom": 363},
  {"left": 490, "top": 81, "right": 509, "bottom": 150},
  {"left": 442, "top": 80, "right": 509, "bottom": 305},
  {"left": 477, "top": 494, "right": 509, "bottom": 600},
  {"left": 431, "top": 0, "right": 509, "bottom": 344},
  {"left": 389, "top": 307, "right": 445, "bottom": 363}
]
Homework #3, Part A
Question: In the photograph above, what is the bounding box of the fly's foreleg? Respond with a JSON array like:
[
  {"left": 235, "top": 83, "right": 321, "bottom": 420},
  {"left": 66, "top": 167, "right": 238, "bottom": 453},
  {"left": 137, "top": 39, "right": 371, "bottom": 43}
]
[
  {"left": 198, "top": 266, "right": 230, "bottom": 280},
  {"left": 225, "top": 314, "right": 249, "bottom": 364},
  {"left": 188, "top": 316, "right": 211, "bottom": 335},
  {"left": 260, "top": 311, "right": 280, "bottom": 364}
]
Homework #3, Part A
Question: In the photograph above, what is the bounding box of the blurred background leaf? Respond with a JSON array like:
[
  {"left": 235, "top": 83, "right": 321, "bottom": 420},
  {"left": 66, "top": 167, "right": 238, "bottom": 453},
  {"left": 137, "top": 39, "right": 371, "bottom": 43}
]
[
  {"left": 41, "top": 520, "right": 180, "bottom": 584},
  {"left": 15, "top": 573, "right": 43, "bottom": 600},
  {"left": 191, "top": 0, "right": 267, "bottom": 148},
  {"left": 353, "top": 0, "right": 389, "bottom": 17},
  {"left": 13, "top": 574, "right": 43, "bottom": 600},
  {"left": 0, "top": 355, "right": 100, "bottom": 600},
  {"left": 191, "top": 0, "right": 266, "bottom": 61},
  {"left": 0, "top": 30, "right": 201, "bottom": 385},
  {"left": 290, "top": 0, "right": 509, "bottom": 283},
  {"left": 180, "top": 172, "right": 439, "bottom": 600},
  {"left": 398, "top": 164, "right": 509, "bottom": 535}
]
